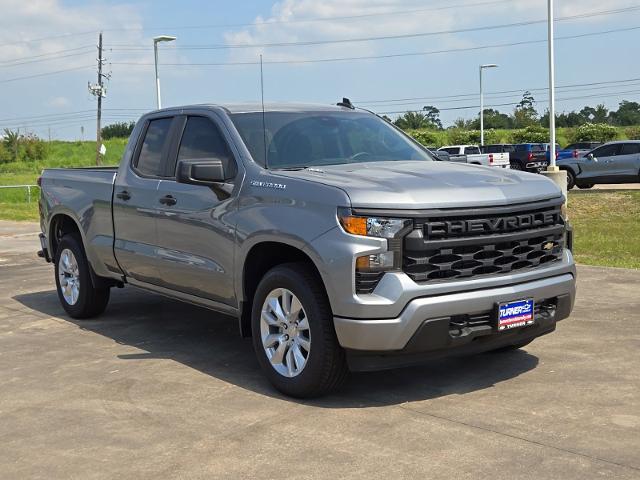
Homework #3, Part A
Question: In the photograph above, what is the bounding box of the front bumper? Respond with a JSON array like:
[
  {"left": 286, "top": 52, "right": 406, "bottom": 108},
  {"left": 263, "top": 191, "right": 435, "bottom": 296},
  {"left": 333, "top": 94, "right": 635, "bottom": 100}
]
[{"left": 334, "top": 271, "right": 575, "bottom": 370}]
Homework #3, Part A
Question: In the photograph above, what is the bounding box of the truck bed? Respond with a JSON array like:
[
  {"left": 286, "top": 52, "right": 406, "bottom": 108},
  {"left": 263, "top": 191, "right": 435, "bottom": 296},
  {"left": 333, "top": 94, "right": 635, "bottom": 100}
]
[{"left": 40, "top": 166, "right": 119, "bottom": 278}]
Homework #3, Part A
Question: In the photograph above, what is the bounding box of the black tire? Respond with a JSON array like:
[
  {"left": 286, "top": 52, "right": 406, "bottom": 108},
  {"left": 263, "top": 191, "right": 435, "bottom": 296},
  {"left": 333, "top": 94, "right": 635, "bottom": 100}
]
[
  {"left": 251, "top": 263, "right": 348, "bottom": 398},
  {"left": 54, "top": 234, "right": 110, "bottom": 319},
  {"left": 490, "top": 339, "right": 534, "bottom": 353},
  {"left": 510, "top": 161, "right": 523, "bottom": 171},
  {"left": 577, "top": 183, "right": 594, "bottom": 189},
  {"left": 565, "top": 169, "right": 576, "bottom": 190}
]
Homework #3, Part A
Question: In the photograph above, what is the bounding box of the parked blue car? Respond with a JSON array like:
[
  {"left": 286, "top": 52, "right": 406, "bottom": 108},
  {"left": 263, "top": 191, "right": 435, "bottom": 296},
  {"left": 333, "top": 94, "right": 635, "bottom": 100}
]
[{"left": 556, "top": 142, "right": 603, "bottom": 160}]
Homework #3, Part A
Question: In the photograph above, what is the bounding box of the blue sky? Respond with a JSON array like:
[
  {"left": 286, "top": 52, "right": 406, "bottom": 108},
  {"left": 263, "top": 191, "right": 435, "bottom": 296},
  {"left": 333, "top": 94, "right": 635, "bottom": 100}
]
[{"left": 0, "top": 0, "right": 639, "bottom": 140}]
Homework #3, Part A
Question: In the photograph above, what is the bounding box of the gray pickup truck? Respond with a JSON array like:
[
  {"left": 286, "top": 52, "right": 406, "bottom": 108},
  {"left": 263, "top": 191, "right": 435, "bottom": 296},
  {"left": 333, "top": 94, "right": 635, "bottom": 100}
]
[{"left": 38, "top": 103, "right": 576, "bottom": 397}]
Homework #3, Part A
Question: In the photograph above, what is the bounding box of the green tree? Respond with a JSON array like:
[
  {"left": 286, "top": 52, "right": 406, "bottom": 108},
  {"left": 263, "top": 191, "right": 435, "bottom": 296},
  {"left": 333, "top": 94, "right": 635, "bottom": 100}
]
[
  {"left": 421, "top": 105, "right": 443, "bottom": 129},
  {"left": 610, "top": 101, "right": 640, "bottom": 126},
  {"left": 394, "top": 111, "right": 431, "bottom": 129},
  {"left": 579, "top": 104, "right": 609, "bottom": 124},
  {"left": 513, "top": 91, "right": 538, "bottom": 128}
]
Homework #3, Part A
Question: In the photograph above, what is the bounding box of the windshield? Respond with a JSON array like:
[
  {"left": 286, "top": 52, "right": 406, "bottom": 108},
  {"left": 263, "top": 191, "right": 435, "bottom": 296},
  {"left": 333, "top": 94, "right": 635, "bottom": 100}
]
[{"left": 230, "top": 111, "right": 433, "bottom": 169}]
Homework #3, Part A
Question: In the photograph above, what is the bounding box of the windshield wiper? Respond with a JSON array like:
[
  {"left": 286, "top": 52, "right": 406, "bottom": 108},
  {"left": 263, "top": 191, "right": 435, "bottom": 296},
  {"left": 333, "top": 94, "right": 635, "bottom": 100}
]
[{"left": 273, "top": 166, "right": 311, "bottom": 171}]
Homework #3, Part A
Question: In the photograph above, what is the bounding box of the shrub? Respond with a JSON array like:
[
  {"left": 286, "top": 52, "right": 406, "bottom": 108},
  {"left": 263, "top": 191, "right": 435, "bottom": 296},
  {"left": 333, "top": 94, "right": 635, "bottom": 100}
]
[
  {"left": 405, "top": 129, "right": 440, "bottom": 147},
  {"left": 0, "top": 143, "right": 12, "bottom": 164},
  {"left": 510, "top": 126, "right": 549, "bottom": 143},
  {"left": 445, "top": 129, "right": 499, "bottom": 146},
  {"left": 21, "top": 134, "right": 48, "bottom": 162},
  {"left": 624, "top": 126, "right": 640, "bottom": 140},
  {"left": 102, "top": 121, "right": 135, "bottom": 139},
  {"left": 570, "top": 123, "right": 618, "bottom": 143}
]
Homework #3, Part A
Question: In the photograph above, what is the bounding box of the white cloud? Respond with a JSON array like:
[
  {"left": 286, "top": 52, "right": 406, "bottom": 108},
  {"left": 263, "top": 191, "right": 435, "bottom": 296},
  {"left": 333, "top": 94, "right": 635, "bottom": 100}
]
[
  {"left": 47, "top": 96, "right": 70, "bottom": 108},
  {"left": 222, "top": 0, "right": 638, "bottom": 62},
  {"left": 0, "top": 0, "right": 145, "bottom": 68}
]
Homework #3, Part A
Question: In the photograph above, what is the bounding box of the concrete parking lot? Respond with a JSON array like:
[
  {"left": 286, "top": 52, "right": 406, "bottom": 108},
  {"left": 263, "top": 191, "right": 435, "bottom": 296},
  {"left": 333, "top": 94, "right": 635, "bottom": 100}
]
[{"left": 1, "top": 221, "right": 639, "bottom": 479}]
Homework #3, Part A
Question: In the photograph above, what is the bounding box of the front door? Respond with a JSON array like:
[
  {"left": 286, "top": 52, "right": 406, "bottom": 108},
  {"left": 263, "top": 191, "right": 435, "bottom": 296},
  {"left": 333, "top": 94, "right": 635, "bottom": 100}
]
[
  {"left": 582, "top": 143, "right": 621, "bottom": 183},
  {"left": 154, "top": 114, "right": 240, "bottom": 306},
  {"left": 112, "top": 115, "right": 176, "bottom": 284}
]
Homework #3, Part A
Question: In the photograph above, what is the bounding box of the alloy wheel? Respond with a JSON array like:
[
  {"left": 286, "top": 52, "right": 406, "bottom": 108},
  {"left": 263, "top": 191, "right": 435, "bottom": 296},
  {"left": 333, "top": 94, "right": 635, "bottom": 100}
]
[
  {"left": 260, "top": 288, "right": 311, "bottom": 378},
  {"left": 58, "top": 248, "right": 80, "bottom": 305}
]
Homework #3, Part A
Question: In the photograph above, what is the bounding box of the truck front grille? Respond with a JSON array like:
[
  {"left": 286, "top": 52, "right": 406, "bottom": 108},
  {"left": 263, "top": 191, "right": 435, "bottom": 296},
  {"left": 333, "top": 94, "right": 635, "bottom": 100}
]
[{"left": 403, "top": 200, "right": 565, "bottom": 283}]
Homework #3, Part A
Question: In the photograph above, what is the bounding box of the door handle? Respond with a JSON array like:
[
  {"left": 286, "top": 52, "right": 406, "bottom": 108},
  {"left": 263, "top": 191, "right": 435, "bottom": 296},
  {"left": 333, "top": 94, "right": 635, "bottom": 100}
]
[
  {"left": 159, "top": 194, "right": 177, "bottom": 206},
  {"left": 116, "top": 190, "right": 131, "bottom": 201}
]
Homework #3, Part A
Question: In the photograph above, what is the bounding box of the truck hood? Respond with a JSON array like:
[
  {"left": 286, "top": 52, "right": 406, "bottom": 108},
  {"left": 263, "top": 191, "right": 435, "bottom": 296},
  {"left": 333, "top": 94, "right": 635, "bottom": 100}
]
[{"left": 276, "top": 161, "right": 562, "bottom": 209}]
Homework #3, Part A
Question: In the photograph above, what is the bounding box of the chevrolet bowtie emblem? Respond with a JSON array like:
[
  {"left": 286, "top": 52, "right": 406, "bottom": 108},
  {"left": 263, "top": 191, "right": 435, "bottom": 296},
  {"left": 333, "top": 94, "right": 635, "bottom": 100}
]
[{"left": 543, "top": 242, "right": 555, "bottom": 251}]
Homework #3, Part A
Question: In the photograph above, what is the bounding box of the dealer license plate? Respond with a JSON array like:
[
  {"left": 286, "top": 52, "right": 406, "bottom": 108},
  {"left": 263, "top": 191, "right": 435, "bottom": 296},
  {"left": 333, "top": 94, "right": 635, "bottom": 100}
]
[{"left": 497, "top": 299, "right": 534, "bottom": 331}]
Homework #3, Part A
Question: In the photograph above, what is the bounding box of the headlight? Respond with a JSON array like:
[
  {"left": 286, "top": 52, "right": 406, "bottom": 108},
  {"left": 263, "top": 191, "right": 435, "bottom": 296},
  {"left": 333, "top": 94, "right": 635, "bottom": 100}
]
[
  {"left": 338, "top": 208, "right": 412, "bottom": 294},
  {"left": 337, "top": 207, "right": 410, "bottom": 239}
]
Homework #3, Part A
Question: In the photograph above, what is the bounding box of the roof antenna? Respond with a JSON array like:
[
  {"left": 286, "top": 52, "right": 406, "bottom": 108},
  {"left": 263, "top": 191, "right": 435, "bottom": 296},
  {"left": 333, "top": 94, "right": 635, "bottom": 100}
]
[
  {"left": 337, "top": 97, "right": 355, "bottom": 109},
  {"left": 260, "top": 54, "right": 268, "bottom": 168}
]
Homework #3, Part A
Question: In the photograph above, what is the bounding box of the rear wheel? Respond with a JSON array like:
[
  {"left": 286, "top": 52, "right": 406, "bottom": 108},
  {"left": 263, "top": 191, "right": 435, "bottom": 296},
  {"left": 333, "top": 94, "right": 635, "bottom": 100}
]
[
  {"left": 565, "top": 169, "right": 576, "bottom": 190},
  {"left": 54, "top": 234, "right": 110, "bottom": 319},
  {"left": 251, "top": 263, "right": 348, "bottom": 398},
  {"left": 510, "top": 161, "right": 523, "bottom": 171}
]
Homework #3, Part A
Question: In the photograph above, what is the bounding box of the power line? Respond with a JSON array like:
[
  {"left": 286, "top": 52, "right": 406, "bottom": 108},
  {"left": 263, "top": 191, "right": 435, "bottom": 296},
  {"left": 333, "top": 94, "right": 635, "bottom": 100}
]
[
  {"left": 0, "top": 65, "right": 93, "bottom": 84},
  {"left": 376, "top": 89, "right": 640, "bottom": 114},
  {"left": 354, "top": 77, "right": 640, "bottom": 105},
  {"left": 114, "top": 0, "right": 516, "bottom": 31},
  {"left": 0, "top": 49, "right": 94, "bottom": 68},
  {"left": 109, "top": 25, "right": 640, "bottom": 68},
  {"left": 0, "top": 0, "right": 518, "bottom": 48},
  {"left": 108, "top": 6, "right": 640, "bottom": 50},
  {"left": 0, "top": 45, "right": 94, "bottom": 66}
]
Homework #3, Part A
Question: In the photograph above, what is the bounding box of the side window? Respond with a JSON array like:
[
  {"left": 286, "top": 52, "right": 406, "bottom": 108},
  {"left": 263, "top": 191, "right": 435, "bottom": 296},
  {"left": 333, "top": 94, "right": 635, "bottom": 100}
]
[
  {"left": 441, "top": 147, "right": 459, "bottom": 154},
  {"left": 592, "top": 144, "right": 619, "bottom": 157},
  {"left": 464, "top": 146, "right": 480, "bottom": 154},
  {"left": 620, "top": 143, "right": 640, "bottom": 155},
  {"left": 135, "top": 118, "right": 173, "bottom": 177},
  {"left": 177, "top": 116, "right": 237, "bottom": 177}
]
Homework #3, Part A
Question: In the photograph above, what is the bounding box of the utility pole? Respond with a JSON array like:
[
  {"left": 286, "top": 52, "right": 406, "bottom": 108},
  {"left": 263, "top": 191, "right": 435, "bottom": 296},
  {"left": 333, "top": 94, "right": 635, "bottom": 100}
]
[{"left": 88, "top": 32, "right": 107, "bottom": 165}]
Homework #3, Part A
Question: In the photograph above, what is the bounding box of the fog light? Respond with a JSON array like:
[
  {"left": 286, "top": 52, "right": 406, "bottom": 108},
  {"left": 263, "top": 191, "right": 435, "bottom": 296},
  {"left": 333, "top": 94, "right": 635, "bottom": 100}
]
[{"left": 356, "top": 252, "right": 395, "bottom": 271}]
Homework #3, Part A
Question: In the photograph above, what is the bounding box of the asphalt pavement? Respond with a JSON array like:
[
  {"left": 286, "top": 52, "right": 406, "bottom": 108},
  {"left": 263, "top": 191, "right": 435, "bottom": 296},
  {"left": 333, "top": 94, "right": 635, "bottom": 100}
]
[{"left": 0, "top": 221, "right": 638, "bottom": 479}]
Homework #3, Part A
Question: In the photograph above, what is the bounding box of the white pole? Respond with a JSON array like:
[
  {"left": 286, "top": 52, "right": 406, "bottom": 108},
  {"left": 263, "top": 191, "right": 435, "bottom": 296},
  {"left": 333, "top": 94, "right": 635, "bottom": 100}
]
[
  {"left": 154, "top": 40, "right": 161, "bottom": 109},
  {"left": 479, "top": 66, "right": 484, "bottom": 147},
  {"left": 547, "top": 0, "right": 557, "bottom": 169}
]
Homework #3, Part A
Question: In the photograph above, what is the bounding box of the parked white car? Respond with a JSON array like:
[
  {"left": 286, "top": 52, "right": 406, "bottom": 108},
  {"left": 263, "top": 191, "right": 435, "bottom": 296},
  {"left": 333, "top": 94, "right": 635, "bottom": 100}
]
[{"left": 438, "top": 145, "right": 510, "bottom": 168}]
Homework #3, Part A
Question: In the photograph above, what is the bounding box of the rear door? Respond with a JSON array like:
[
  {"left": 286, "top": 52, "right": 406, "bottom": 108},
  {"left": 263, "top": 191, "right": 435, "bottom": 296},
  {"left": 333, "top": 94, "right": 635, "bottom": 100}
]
[
  {"left": 612, "top": 143, "right": 640, "bottom": 181},
  {"left": 153, "top": 113, "right": 241, "bottom": 306},
  {"left": 113, "top": 115, "right": 178, "bottom": 284}
]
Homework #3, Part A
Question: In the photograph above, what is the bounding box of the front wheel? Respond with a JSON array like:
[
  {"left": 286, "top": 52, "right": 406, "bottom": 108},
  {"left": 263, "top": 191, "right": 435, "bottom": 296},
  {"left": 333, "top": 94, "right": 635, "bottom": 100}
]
[
  {"left": 54, "top": 234, "right": 110, "bottom": 319},
  {"left": 251, "top": 263, "right": 348, "bottom": 398}
]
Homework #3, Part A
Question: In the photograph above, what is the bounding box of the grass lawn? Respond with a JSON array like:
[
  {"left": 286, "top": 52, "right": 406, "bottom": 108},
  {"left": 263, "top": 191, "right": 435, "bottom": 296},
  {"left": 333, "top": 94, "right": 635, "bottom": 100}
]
[
  {"left": 0, "top": 202, "right": 39, "bottom": 222},
  {"left": 568, "top": 190, "right": 640, "bottom": 269}
]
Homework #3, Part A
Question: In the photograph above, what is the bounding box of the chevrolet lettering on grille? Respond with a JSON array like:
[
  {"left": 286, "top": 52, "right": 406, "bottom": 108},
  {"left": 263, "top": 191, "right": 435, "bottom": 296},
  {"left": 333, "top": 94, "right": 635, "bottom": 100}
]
[{"left": 425, "top": 211, "right": 558, "bottom": 238}]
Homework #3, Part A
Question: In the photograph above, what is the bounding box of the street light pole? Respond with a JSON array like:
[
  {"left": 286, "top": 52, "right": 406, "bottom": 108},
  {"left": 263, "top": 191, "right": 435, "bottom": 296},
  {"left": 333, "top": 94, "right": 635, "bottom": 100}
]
[
  {"left": 153, "top": 35, "right": 176, "bottom": 109},
  {"left": 479, "top": 64, "right": 498, "bottom": 147}
]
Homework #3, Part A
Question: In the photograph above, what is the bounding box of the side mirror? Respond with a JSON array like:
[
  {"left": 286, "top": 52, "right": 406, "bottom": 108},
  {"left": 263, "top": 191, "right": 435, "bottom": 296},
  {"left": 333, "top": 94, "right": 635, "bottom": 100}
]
[
  {"left": 176, "top": 158, "right": 228, "bottom": 186},
  {"left": 586, "top": 153, "right": 594, "bottom": 161}
]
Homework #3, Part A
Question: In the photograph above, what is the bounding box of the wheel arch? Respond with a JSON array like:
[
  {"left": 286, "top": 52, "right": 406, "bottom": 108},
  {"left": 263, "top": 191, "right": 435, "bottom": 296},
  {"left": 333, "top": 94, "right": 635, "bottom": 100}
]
[
  {"left": 48, "top": 212, "right": 84, "bottom": 258},
  {"left": 238, "top": 240, "right": 327, "bottom": 338}
]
